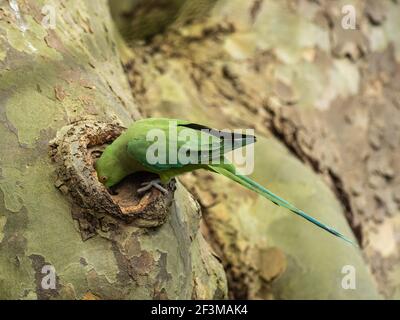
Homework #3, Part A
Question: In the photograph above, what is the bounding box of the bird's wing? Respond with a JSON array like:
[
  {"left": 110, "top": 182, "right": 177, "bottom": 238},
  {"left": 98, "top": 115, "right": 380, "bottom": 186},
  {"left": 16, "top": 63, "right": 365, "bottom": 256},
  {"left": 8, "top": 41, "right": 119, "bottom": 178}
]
[
  {"left": 126, "top": 121, "right": 256, "bottom": 171},
  {"left": 126, "top": 125, "right": 221, "bottom": 171}
]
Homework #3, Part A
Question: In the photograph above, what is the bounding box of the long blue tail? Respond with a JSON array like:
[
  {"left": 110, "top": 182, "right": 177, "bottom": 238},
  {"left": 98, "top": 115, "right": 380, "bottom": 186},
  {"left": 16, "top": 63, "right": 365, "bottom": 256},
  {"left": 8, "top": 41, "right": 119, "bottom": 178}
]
[{"left": 208, "top": 164, "right": 358, "bottom": 247}]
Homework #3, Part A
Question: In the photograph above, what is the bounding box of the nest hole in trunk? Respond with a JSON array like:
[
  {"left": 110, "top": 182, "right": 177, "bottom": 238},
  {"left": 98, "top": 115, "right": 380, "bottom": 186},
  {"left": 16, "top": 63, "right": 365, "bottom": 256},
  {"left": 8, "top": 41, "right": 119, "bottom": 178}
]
[{"left": 49, "top": 120, "right": 175, "bottom": 230}]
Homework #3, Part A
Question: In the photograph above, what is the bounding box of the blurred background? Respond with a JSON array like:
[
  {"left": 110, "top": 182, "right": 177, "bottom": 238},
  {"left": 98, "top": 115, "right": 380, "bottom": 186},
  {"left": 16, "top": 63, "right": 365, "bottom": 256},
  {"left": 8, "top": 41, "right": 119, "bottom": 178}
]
[{"left": 109, "top": 0, "right": 400, "bottom": 299}]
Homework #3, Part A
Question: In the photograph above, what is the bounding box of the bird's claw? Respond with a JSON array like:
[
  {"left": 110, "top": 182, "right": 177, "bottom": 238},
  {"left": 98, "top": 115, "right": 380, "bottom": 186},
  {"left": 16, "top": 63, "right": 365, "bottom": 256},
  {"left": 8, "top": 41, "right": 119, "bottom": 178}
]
[{"left": 137, "top": 179, "right": 168, "bottom": 194}]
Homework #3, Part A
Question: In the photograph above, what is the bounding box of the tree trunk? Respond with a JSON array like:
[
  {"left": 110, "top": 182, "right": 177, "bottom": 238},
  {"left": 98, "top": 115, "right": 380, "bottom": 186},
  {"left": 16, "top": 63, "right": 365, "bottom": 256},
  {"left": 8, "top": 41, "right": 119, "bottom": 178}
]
[{"left": 0, "top": 0, "right": 226, "bottom": 299}]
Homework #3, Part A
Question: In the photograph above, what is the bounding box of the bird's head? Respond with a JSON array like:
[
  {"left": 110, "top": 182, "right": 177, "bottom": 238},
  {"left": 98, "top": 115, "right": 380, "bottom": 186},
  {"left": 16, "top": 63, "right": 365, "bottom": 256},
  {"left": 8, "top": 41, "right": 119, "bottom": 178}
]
[{"left": 95, "top": 150, "right": 124, "bottom": 188}]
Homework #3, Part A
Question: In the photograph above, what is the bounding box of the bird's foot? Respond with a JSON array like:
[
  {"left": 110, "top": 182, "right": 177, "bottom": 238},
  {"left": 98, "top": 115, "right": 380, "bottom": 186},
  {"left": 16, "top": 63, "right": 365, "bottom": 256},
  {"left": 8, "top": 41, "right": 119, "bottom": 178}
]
[{"left": 137, "top": 178, "right": 168, "bottom": 194}]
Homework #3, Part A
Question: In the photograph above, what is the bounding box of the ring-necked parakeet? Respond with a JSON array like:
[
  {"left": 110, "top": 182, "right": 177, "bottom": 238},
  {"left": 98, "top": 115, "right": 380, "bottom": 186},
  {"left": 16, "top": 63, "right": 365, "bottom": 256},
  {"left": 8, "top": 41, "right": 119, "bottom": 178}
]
[{"left": 95, "top": 118, "right": 355, "bottom": 245}]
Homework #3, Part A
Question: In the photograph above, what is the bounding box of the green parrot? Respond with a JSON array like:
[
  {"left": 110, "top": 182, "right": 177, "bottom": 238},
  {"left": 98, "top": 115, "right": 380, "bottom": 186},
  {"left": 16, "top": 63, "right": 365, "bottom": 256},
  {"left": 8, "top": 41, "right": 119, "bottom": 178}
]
[{"left": 96, "top": 118, "right": 355, "bottom": 245}]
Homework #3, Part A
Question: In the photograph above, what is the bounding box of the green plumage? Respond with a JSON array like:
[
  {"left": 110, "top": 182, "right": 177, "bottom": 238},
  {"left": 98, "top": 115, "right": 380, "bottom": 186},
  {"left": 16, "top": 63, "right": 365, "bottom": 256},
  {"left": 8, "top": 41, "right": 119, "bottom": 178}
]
[{"left": 95, "top": 118, "right": 356, "bottom": 246}]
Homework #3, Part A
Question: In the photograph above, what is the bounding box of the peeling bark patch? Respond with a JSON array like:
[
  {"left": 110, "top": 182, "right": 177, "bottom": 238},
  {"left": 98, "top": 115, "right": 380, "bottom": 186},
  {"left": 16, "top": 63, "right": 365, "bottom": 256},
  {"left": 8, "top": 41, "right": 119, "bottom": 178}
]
[
  {"left": 0, "top": 89, "right": 23, "bottom": 146},
  {"left": 71, "top": 205, "right": 100, "bottom": 241},
  {"left": 112, "top": 235, "right": 156, "bottom": 283},
  {"left": 258, "top": 247, "right": 286, "bottom": 282},
  {"left": 124, "top": 233, "right": 142, "bottom": 258},
  {"left": 5, "top": 90, "right": 60, "bottom": 146},
  {"left": 79, "top": 257, "right": 88, "bottom": 266},
  {"left": 0, "top": 216, "right": 6, "bottom": 243},
  {"left": 44, "top": 30, "right": 65, "bottom": 53},
  {"left": 82, "top": 291, "right": 100, "bottom": 300},
  {"left": 85, "top": 268, "right": 124, "bottom": 299},
  {"left": 156, "top": 251, "right": 172, "bottom": 283},
  {"left": 153, "top": 286, "right": 169, "bottom": 300},
  {"left": 29, "top": 254, "right": 60, "bottom": 300},
  {"left": 131, "top": 251, "right": 155, "bottom": 276},
  {"left": 49, "top": 120, "right": 175, "bottom": 236},
  {"left": 250, "top": 0, "right": 264, "bottom": 23},
  {"left": 0, "top": 190, "right": 28, "bottom": 257},
  {"left": 5, "top": 231, "right": 27, "bottom": 257},
  {"left": 54, "top": 85, "right": 67, "bottom": 102},
  {"left": 111, "top": 241, "right": 134, "bottom": 285},
  {"left": 0, "top": 167, "right": 24, "bottom": 213}
]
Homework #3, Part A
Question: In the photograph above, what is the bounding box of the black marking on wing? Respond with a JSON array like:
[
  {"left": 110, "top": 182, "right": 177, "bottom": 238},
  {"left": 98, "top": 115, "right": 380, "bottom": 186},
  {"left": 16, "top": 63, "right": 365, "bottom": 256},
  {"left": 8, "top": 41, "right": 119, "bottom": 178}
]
[{"left": 179, "top": 123, "right": 257, "bottom": 143}]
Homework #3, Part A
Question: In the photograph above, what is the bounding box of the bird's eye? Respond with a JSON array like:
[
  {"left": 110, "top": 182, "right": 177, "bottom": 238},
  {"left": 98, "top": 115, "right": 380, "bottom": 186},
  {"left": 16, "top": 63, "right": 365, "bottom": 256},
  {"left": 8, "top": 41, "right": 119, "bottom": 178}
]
[{"left": 100, "top": 176, "right": 108, "bottom": 182}]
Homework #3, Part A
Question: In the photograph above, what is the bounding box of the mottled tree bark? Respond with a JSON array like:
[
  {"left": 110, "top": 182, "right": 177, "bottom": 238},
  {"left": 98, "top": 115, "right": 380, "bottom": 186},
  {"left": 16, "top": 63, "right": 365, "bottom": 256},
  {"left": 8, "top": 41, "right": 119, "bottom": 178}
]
[{"left": 0, "top": 0, "right": 226, "bottom": 299}]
